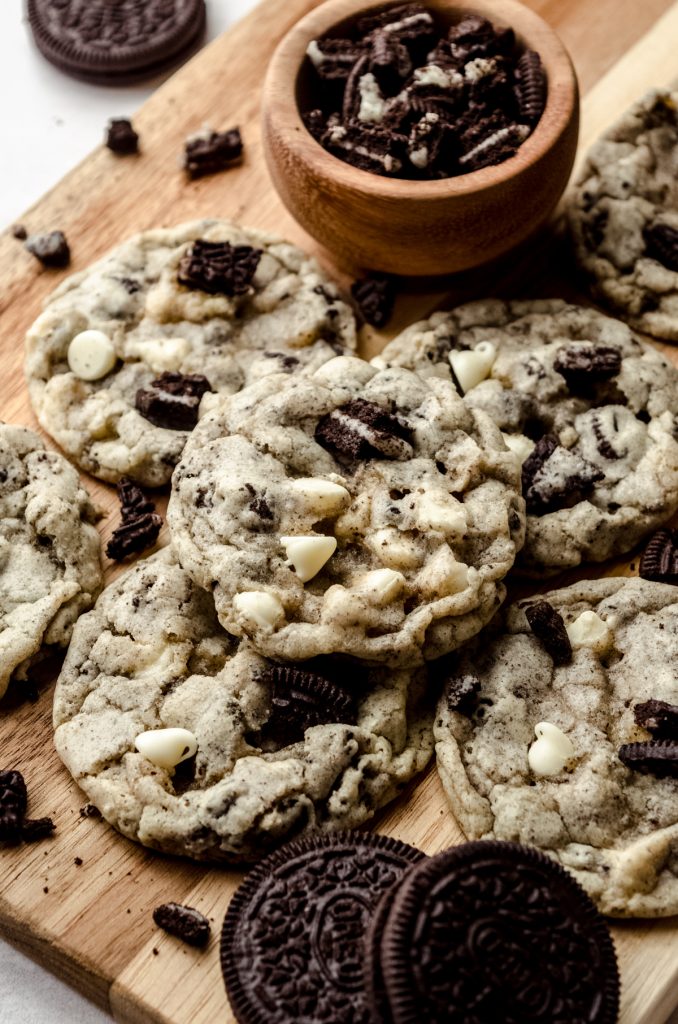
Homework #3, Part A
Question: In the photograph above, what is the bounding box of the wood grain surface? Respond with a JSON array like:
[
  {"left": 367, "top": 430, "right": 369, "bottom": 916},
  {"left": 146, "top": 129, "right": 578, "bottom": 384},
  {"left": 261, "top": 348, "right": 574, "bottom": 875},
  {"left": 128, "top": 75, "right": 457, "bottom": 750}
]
[{"left": 1, "top": 1, "right": 678, "bottom": 1022}]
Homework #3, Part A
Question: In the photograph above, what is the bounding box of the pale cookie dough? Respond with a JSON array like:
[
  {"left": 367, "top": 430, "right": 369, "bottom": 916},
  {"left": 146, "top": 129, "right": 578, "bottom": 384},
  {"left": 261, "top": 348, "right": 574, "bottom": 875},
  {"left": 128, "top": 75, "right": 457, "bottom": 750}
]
[
  {"left": 380, "top": 298, "right": 678, "bottom": 574},
  {"left": 25, "top": 219, "right": 357, "bottom": 487},
  {"left": 434, "top": 576, "right": 678, "bottom": 917},
  {"left": 168, "top": 356, "right": 525, "bottom": 667},
  {"left": 0, "top": 423, "right": 101, "bottom": 698},
  {"left": 53, "top": 549, "right": 433, "bottom": 862},
  {"left": 568, "top": 88, "right": 678, "bottom": 341}
]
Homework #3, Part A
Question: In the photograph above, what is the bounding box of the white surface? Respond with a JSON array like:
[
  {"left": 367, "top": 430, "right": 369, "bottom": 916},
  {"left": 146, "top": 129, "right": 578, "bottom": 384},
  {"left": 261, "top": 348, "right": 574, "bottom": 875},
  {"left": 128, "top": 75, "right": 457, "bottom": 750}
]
[{"left": 0, "top": 3, "right": 258, "bottom": 1020}]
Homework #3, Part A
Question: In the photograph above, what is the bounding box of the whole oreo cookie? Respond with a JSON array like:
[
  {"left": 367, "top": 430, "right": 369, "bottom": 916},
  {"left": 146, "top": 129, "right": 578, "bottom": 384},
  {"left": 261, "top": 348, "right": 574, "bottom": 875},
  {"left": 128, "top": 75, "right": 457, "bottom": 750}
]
[
  {"left": 27, "top": 0, "right": 206, "bottom": 84},
  {"left": 220, "top": 832, "right": 425, "bottom": 1024},
  {"left": 374, "top": 841, "right": 620, "bottom": 1024}
]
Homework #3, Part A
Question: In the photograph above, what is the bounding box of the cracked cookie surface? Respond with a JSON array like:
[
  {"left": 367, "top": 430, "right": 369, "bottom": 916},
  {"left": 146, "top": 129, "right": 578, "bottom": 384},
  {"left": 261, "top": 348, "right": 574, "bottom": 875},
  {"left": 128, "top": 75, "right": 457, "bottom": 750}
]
[
  {"left": 168, "top": 356, "right": 524, "bottom": 667},
  {"left": 568, "top": 89, "right": 678, "bottom": 342},
  {"left": 25, "top": 219, "right": 356, "bottom": 487},
  {"left": 380, "top": 298, "right": 678, "bottom": 574},
  {"left": 53, "top": 548, "right": 433, "bottom": 862},
  {"left": 434, "top": 576, "right": 678, "bottom": 917},
  {"left": 0, "top": 423, "right": 101, "bottom": 698}
]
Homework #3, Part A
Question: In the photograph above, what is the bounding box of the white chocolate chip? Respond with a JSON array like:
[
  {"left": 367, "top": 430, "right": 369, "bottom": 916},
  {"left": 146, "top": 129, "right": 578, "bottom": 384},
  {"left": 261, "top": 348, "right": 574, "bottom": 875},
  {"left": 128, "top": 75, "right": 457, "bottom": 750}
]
[
  {"left": 528, "top": 722, "right": 574, "bottom": 776},
  {"left": 233, "top": 591, "right": 284, "bottom": 629},
  {"left": 67, "top": 330, "right": 117, "bottom": 381},
  {"left": 135, "top": 727, "right": 197, "bottom": 770},
  {"left": 566, "top": 611, "right": 613, "bottom": 653},
  {"left": 502, "top": 432, "right": 535, "bottom": 464},
  {"left": 289, "top": 478, "right": 350, "bottom": 516},
  {"left": 365, "top": 527, "right": 424, "bottom": 570},
  {"left": 448, "top": 342, "right": 496, "bottom": 394},
  {"left": 358, "top": 73, "right": 386, "bottom": 123},
  {"left": 281, "top": 535, "right": 337, "bottom": 582},
  {"left": 357, "top": 568, "right": 405, "bottom": 604},
  {"left": 416, "top": 490, "right": 467, "bottom": 535},
  {"left": 370, "top": 356, "right": 388, "bottom": 370}
]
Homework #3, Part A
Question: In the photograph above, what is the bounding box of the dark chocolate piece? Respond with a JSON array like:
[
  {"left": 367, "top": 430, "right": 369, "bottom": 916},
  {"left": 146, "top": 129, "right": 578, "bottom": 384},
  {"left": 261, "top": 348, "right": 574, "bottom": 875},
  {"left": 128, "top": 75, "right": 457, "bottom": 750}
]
[
  {"left": 261, "top": 664, "right": 357, "bottom": 742},
  {"left": 514, "top": 49, "right": 546, "bottom": 125},
  {"left": 553, "top": 344, "right": 622, "bottom": 392},
  {"left": 524, "top": 600, "right": 572, "bottom": 665},
  {"left": 618, "top": 740, "right": 678, "bottom": 779},
  {"left": 184, "top": 128, "right": 243, "bottom": 179},
  {"left": 445, "top": 672, "right": 481, "bottom": 714},
  {"left": 25, "top": 231, "right": 70, "bottom": 268},
  {"left": 0, "top": 769, "right": 28, "bottom": 845},
  {"left": 153, "top": 902, "right": 210, "bottom": 947},
  {"left": 105, "top": 118, "right": 139, "bottom": 154},
  {"left": 178, "top": 239, "right": 261, "bottom": 296},
  {"left": 521, "top": 434, "right": 603, "bottom": 515},
  {"left": 375, "top": 841, "right": 620, "bottom": 1024},
  {"left": 135, "top": 372, "right": 211, "bottom": 431},
  {"left": 106, "top": 477, "right": 162, "bottom": 562},
  {"left": 22, "top": 817, "right": 56, "bottom": 842},
  {"left": 351, "top": 273, "right": 396, "bottom": 327},
  {"left": 220, "top": 832, "right": 425, "bottom": 1024},
  {"left": 315, "top": 398, "right": 414, "bottom": 461},
  {"left": 643, "top": 222, "right": 678, "bottom": 272},
  {"left": 27, "top": 0, "right": 206, "bottom": 85},
  {"left": 634, "top": 700, "right": 678, "bottom": 739},
  {"left": 639, "top": 528, "right": 678, "bottom": 584}
]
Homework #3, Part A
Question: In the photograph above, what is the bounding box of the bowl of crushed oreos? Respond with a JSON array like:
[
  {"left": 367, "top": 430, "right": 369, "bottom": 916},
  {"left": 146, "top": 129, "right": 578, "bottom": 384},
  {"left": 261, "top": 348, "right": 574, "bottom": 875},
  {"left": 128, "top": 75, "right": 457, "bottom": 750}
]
[{"left": 262, "top": 0, "right": 579, "bottom": 276}]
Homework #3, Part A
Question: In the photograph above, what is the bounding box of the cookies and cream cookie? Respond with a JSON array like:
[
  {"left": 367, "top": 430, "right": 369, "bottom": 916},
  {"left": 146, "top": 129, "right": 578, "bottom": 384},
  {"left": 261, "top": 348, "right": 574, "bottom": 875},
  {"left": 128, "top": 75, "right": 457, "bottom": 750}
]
[
  {"left": 568, "top": 88, "right": 678, "bottom": 342},
  {"left": 53, "top": 549, "right": 433, "bottom": 862},
  {"left": 0, "top": 423, "right": 101, "bottom": 698},
  {"left": 434, "top": 576, "right": 678, "bottom": 917},
  {"left": 25, "top": 219, "right": 357, "bottom": 487},
  {"left": 167, "top": 356, "right": 524, "bottom": 667},
  {"left": 380, "top": 298, "right": 678, "bottom": 574}
]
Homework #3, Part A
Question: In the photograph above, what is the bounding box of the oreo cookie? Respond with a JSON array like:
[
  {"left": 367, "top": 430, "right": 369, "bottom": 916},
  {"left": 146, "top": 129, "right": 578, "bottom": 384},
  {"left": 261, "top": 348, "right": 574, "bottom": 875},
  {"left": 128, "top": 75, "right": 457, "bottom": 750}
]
[
  {"left": 372, "top": 841, "right": 620, "bottom": 1024},
  {"left": 27, "top": 0, "right": 206, "bottom": 84},
  {"left": 221, "top": 832, "right": 425, "bottom": 1024}
]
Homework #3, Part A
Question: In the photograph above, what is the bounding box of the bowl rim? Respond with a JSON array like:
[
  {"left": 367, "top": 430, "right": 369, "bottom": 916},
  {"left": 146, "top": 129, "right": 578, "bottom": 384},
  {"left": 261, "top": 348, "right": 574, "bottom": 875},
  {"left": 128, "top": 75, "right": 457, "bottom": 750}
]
[{"left": 263, "top": 0, "right": 579, "bottom": 201}]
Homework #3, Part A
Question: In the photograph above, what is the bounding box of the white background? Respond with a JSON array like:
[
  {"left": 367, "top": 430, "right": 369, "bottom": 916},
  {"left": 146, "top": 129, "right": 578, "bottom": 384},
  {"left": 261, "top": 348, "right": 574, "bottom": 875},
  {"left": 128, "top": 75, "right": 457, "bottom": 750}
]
[{"left": 0, "top": 3, "right": 257, "bottom": 1021}]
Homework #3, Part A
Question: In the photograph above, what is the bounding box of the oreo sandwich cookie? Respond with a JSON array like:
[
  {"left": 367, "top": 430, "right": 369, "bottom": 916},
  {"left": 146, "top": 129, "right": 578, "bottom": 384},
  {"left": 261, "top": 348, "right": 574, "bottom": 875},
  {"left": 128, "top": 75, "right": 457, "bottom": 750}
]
[
  {"left": 220, "top": 832, "right": 425, "bottom": 1024},
  {"left": 27, "top": 0, "right": 206, "bottom": 85},
  {"left": 372, "top": 841, "right": 620, "bottom": 1024}
]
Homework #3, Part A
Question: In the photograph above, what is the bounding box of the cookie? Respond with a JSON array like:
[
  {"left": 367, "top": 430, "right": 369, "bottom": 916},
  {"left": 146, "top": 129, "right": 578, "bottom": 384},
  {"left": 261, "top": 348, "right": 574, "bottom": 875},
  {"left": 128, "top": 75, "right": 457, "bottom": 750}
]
[
  {"left": 168, "top": 356, "right": 524, "bottom": 667},
  {"left": 373, "top": 841, "right": 620, "bottom": 1024},
  {"left": 52, "top": 549, "right": 433, "bottom": 861},
  {"left": 379, "top": 298, "right": 678, "bottom": 574},
  {"left": 27, "top": 0, "right": 206, "bottom": 84},
  {"left": 0, "top": 423, "right": 101, "bottom": 699},
  {"left": 25, "top": 220, "right": 357, "bottom": 487},
  {"left": 220, "top": 832, "right": 425, "bottom": 1024},
  {"left": 434, "top": 576, "right": 678, "bottom": 916},
  {"left": 568, "top": 88, "right": 678, "bottom": 342}
]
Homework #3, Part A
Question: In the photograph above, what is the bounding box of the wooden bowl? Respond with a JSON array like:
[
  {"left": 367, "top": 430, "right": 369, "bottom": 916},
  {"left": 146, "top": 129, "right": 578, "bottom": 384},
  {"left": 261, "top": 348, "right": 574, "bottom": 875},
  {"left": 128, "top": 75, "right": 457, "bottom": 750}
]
[{"left": 261, "top": 0, "right": 579, "bottom": 276}]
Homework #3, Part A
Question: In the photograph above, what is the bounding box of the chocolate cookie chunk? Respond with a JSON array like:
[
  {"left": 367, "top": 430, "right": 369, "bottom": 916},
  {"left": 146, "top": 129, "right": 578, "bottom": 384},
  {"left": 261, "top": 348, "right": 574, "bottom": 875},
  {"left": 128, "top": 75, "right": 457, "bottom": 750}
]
[
  {"left": 374, "top": 841, "right": 620, "bottom": 1024},
  {"left": 315, "top": 398, "right": 414, "bottom": 460},
  {"left": 220, "top": 833, "right": 425, "bottom": 1024},
  {"left": 106, "top": 478, "right": 162, "bottom": 562},
  {"left": 178, "top": 240, "right": 261, "bottom": 296},
  {"left": 105, "top": 118, "right": 139, "bottom": 155},
  {"left": 261, "top": 663, "right": 357, "bottom": 742},
  {"left": 184, "top": 128, "right": 243, "bottom": 179},
  {"left": 27, "top": 0, "right": 206, "bottom": 84},
  {"left": 524, "top": 600, "right": 572, "bottom": 665},
  {"left": 640, "top": 528, "right": 678, "bottom": 585},
  {"left": 25, "top": 231, "right": 70, "bottom": 268},
  {"left": 0, "top": 770, "right": 28, "bottom": 844},
  {"left": 135, "top": 372, "right": 211, "bottom": 431},
  {"left": 351, "top": 274, "right": 396, "bottom": 328},
  {"left": 153, "top": 902, "right": 210, "bottom": 947}
]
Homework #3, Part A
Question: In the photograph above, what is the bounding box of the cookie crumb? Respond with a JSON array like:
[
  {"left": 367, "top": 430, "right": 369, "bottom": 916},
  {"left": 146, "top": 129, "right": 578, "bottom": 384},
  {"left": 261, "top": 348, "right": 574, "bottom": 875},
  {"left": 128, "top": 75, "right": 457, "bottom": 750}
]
[
  {"left": 184, "top": 127, "right": 243, "bottom": 178},
  {"left": 153, "top": 902, "right": 210, "bottom": 947},
  {"left": 80, "top": 803, "right": 102, "bottom": 819},
  {"left": 74, "top": 856, "right": 83, "bottom": 866},
  {"left": 11, "top": 224, "right": 27, "bottom": 240},
  {"left": 25, "top": 231, "right": 70, "bottom": 268},
  {"left": 106, "top": 117, "right": 139, "bottom": 154}
]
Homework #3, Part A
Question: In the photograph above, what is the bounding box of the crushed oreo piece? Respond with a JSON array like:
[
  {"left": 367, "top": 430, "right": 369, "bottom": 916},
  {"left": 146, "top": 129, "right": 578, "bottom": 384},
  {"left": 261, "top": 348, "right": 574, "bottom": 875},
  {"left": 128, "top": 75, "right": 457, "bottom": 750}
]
[
  {"left": 458, "top": 118, "right": 529, "bottom": 171},
  {"left": 135, "top": 371, "right": 211, "bottom": 431},
  {"left": 316, "top": 398, "right": 414, "bottom": 461},
  {"left": 322, "top": 121, "right": 407, "bottom": 176},
  {"left": 153, "top": 902, "right": 210, "bottom": 947},
  {"left": 342, "top": 54, "right": 371, "bottom": 121},
  {"left": 22, "top": 817, "right": 56, "bottom": 842},
  {"left": 521, "top": 434, "right": 603, "bottom": 515},
  {"left": 303, "top": 108, "right": 328, "bottom": 141},
  {"left": 553, "top": 345, "right": 622, "bottom": 392},
  {"left": 351, "top": 273, "right": 396, "bottom": 327},
  {"left": 634, "top": 700, "right": 678, "bottom": 739},
  {"left": 25, "top": 230, "right": 70, "bottom": 268},
  {"left": 618, "top": 740, "right": 678, "bottom": 779},
  {"left": 184, "top": 128, "right": 243, "bottom": 178},
  {"left": 105, "top": 117, "right": 139, "bottom": 154},
  {"left": 307, "top": 37, "right": 366, "bottom": 80},
  {"left": 0, "top": 770, "right": 28, "bottom": 844},
  {"left": 178, "top": 239, "right": 261, "bottom": 296},
  {"left": 106, "top": 477, "right": 162, "bottom": 562},
  {"left": 643, "top": 222, "right": 678, "bottom": 272},
  {"left": 591, "top": 410, "right": 623, "bottom": 461},
  {"left": 445, "top": 672, "right": 481, "bottom": 715},
  {"left": 639, "top": 528, "right": 678, "bottom": 584},
  {"left": 261, "top": 664, "right": 357, "bottom": 742},
  {"left": 369, "top": 30, "right": 412, "bottom": 92},
  {"left": 11, "top": 224, "right": 27, "bottom": 240},
  {"left": 357, "top": 3, "right": 435, "bottom": 49},
  {"left": 514, "top": 49, "right": 546, "bottom": 125},
  {"left": 524, "top": 600, "right": 572, "bottom": 665}
]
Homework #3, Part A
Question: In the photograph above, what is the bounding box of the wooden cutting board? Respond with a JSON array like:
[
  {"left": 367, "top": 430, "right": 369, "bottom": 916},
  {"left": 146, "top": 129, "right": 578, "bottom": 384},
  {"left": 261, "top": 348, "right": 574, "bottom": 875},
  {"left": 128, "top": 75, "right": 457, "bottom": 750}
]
[{"left": 1, "top": 1, "right": 678, "bottom": 1021}]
